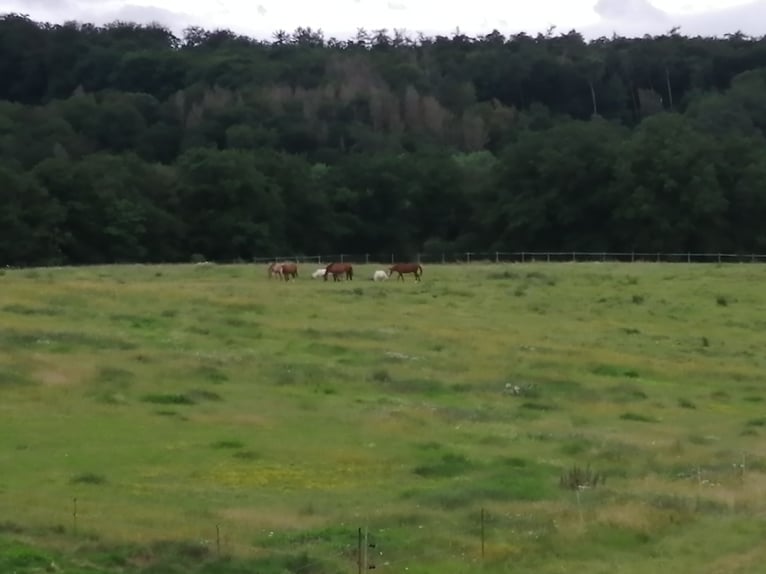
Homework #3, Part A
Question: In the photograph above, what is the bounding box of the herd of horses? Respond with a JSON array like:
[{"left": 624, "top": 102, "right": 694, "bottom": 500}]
[{"left": 267, "top": 261, "right": 424, "bottom": 282}]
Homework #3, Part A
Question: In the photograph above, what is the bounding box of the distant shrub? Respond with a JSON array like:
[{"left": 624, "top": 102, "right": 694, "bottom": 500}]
[
  {"left": 678, "top": 398, "right": 696, "bottom": 409},
  {"left": 632, "top": 294, "right": 645, "bottom": 304},
  {"left": 716, "top": 295, "right": 729, "bottom": 306}
]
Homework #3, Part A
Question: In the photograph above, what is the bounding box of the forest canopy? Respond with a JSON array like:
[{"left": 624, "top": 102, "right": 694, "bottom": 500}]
[{"left": 2, "top": 13, "right": 766, "bottom": 265}]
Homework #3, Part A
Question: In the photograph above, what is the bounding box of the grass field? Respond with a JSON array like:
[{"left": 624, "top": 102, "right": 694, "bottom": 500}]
[{"left": 1, "top": 262, "right": 766, "bottom": 573}]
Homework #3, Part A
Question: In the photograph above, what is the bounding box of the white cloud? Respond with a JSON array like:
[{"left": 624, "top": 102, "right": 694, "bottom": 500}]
[{"left": 1, "top": 0, "right": 764, "bottom": 39}]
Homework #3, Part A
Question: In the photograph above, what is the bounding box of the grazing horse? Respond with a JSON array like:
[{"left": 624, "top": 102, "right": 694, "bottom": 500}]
[
  {"left": 267, "top": 262, "right": 283, "bottom": 279},
  {"left": 279, "top": 262, "right": 299, "bottom": 281},
  {"left": 389, "top": 262, "right": 423, "bottom": 281},
  {"left": 324, "top": 262, "right": 354, "bottom": 282},
  {"left": 372, "top": 270, "right": 389, "bottom": 281}
]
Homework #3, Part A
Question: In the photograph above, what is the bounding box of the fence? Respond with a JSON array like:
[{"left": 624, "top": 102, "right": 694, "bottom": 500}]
[{"left": 250, "top": 251, "right": 766, "bottom": 265}]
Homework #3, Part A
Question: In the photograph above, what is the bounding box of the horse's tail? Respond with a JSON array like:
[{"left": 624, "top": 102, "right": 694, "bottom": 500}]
[{"left": 418, "top": 264, "right": 423, "bottom": 275}]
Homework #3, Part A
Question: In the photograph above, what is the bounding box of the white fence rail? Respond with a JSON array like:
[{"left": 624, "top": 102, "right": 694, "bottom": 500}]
[{"left": 251, "top": 252, "right": 766, "bottom": 265}]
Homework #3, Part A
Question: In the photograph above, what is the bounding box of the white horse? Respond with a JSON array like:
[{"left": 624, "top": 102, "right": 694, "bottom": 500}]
[
  {"left": 372, "top": 270, "right": 389, "bottom": 282},
  {"left": 311, "top": 268, "right": 326, "bottom": 279}
]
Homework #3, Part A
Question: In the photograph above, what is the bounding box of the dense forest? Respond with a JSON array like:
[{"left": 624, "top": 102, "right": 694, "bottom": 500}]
[{"left": 2, "top": 13, "right": 766, "bottom": 265}]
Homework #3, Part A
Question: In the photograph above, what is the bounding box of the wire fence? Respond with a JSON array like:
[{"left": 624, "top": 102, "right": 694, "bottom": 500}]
[{"left": 251, "top": 251, "right": 766, "bottom": 265}]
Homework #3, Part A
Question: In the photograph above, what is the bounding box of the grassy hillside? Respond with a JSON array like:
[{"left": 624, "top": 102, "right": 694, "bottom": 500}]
[{"left": 1, "top": 262, "right": 765, "bottom": 573}]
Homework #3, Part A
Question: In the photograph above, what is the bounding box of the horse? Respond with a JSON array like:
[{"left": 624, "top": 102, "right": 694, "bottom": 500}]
[
  {"left": 267, "top": 262, "right": 283, "bottom": 279},
  {"left": 389, "top": 262, "right": 423, "bottom": 282},
  {"left": 372, "top": 270, "right": 389, "bottom": 281},
  {"left": 311, "top": 268, "right": 326, "bottom": 279},
  {"left": 324, "top": 262, "right": 353, "bottom": 282},
  {"left": 280, "top": 262, "right": 299, "bottom": 281}
]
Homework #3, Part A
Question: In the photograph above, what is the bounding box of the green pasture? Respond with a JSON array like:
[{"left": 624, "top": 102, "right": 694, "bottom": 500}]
[{"left": 1, "top": 262, "right": 765, "bottom": 573}]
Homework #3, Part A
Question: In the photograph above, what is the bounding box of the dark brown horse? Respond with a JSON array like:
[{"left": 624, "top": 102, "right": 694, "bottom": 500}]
[
  {"left": 324, "top": 262, "right": 353, "bottom": 282},
  {"left": 389, "top": 262, "right": 423, "bottom": 281},
  {"left": 280, "top": 262, "right": 299, "bottom": 281}
]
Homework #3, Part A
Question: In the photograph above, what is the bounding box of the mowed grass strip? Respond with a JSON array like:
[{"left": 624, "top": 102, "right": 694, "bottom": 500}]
[{"left": 1, "top": 262, "right": 765, "bottom": 573}]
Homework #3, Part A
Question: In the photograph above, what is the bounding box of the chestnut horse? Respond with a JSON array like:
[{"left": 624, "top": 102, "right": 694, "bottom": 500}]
[
  {"left": 280, "top": 262, "right": 299, "bottom": 281},
  {"left": 390, "top": 262, "right": 423, "bottom": 281},
  {"left": 324, "top": 262, "right": 353, "bottom": 282}
]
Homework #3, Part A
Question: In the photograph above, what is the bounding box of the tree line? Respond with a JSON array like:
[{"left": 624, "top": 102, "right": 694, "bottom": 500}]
[{"left": 2, "top": 13, "right": 766, "bottom": 266}]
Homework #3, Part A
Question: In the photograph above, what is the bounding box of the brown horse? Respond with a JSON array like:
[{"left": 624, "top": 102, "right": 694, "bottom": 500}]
[
  {"left": 390, "top": 262, "right": 423, "bottom": 281},
  {"left": 280, "top": 262, "right": 299, "bottom": 281},
  {"left": 324, "top": 262, "right": 353, "bottom": 282}
]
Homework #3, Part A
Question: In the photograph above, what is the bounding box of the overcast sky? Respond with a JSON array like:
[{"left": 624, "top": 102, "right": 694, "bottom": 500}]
[{"left": 2, "top": 0, "right": 765, "bottom": 40}]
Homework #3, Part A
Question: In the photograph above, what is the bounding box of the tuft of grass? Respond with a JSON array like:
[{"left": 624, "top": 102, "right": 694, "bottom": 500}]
[
  {"left": 413, "top": 453, "right": 474, "bottom": 478},
  {"left": 619, "top": 412, "right": 658, "bottom": 423},
  {"left": 211, "top": 439, "right": 245, "bottom": 449},
  {"left": 71, "top": 472, "right": 107, "bottom": 485},
  {"left": 141, "top": 393, "right": 196, "bottom": 405},
  {"left": 559, "top": 463, "right": 605, "bottom": 490}
]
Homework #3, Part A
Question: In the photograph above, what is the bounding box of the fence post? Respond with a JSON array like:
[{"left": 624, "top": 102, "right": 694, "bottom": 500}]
[
  {"left": 495, "top": 251, "right": 499, "bottom": 263},
  {"left": 631, "top": 251, "right": 635, "bottom": 263},
  {"left": 365, "top": 253, "right": 369, "bottom": 264},
  {"left": 521, "top": 252, "right": 526, "bottom": 263},
  {"left": 687, "top": 252, "right": 691, "bottom": 263},
  {"left": 481, "top": 507, "right": 485, "bottom": 561},
  {"left": 717, "top": 253, "right": 721, "bottom": 264},
  {"left": 357, "top": 528, "right": 362, "bottom": 574},
  {"left": 466, "top": 252, "right": 472, "bottom": 264},
  {"left": 391, "top": 253, "right": 395, "bottom": 264},
  {"left": 340, "top": 253, "right": 345, "bottom": 263},
  {"left": 572, "top": 252, "right": 576, "bottom": 262},
  {"left": 441, "top": 253, "right": 445, "bottom": 264}
]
